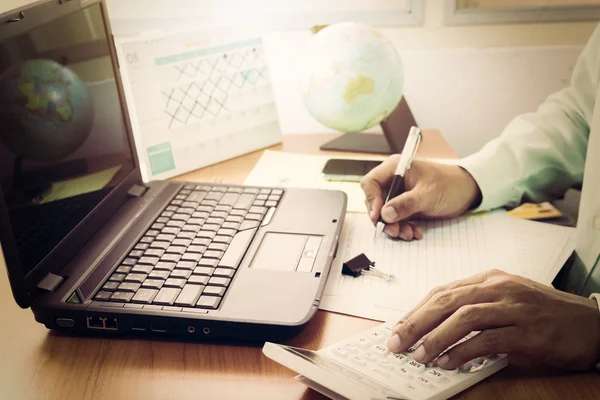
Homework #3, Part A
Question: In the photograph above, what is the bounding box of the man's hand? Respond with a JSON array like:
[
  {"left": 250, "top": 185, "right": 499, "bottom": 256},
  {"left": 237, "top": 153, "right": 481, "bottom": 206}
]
[
  {"left": 387, "top": 269, "right": 600, "bottom": 371},
  {"left": 360, "top": 157, "right": 481, "bottom": 240}
]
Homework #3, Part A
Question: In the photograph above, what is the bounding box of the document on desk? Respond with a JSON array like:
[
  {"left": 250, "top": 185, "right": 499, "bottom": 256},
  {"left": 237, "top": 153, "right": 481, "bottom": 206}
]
[
  {"left": 244, "top": 150, "right": 386, "bottom": 213},
  {"left": 320, "top": 212, "right": 575, "bottom": 321}
]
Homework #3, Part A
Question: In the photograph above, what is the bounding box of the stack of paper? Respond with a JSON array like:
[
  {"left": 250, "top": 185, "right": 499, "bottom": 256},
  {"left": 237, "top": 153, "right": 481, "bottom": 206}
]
[{"left": 319, "top": 212, "right": 575, "bottom": 321}]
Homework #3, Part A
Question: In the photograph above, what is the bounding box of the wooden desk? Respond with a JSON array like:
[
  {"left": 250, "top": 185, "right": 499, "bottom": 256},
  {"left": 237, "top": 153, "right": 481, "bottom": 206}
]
[{"left": 1, "top": 131, "right": 599, "bottom": 400}]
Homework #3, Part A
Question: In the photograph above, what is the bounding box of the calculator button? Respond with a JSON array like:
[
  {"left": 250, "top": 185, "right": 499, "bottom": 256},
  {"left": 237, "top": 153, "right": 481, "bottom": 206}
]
[
  {"left": 355, "top": 336, "right": 372, "bottom": 349},
  {"left": 444, "top": 368, "right": 459, "bottom": 376},
  {"left": 362, "top": 351, "right": 377, "bottom": 362},
  {"left": 343, "top": 343, "right": 359, "bottom": 354},
  {"left": 426, "top": 369, "right": 446, "bottom": 382},
  {"left": 371, "top": 344, "right": 389, "bottom": 357},
  {"left": 333, "top": 347, "right": 350, "bottom": 358},
  {"left": 370, "top": 367, "right": 390, "bottom": 378},
  {"left": 395, "top": 366, "right": 413, "bottom": 379},
  {"left": 388, "top": 353, "right": 408, "bottom": 365},
  {"left": 407, "top": 360, "right": 426, "bottom": 373},
  {"left": 415, "top": 376, "right": 432, "bottom": 388},
  {"left": 378, "top": 359, "right": 394, "bottom": 370},
  {"left": 350, "top": 356, "right": 367, "bottom": 366},
  {"left": 368, "top": 331, "right": 386, "bottom": 343}
]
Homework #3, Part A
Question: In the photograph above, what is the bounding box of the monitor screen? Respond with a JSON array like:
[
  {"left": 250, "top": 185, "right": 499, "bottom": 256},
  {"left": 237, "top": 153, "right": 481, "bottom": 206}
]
[{"left": 0, "top": 2, "right": 135, "bottom": 276}]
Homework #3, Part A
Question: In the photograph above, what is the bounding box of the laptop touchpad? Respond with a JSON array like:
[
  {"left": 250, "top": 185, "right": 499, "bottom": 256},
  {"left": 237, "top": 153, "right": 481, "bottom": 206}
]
[{"left": 250, "top": 233, "right": 309, "bottom": 272}]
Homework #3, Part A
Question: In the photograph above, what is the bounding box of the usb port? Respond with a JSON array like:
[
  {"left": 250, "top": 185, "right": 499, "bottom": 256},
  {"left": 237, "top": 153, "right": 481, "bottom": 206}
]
[
  {"left": 130, "top": 323, "right": 147, "bottom": 332},
  {"left": 151, "top": 324, "right": 167, "bottom": 333},
  {"left": 102, "top": 317, "right": 118, "bottom": 331}
]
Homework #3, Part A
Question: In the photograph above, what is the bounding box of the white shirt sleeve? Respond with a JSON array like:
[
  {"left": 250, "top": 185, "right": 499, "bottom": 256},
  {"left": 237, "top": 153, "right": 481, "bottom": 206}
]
[{"left": 456, "top": 24, "right": 600, "bottom": 212}]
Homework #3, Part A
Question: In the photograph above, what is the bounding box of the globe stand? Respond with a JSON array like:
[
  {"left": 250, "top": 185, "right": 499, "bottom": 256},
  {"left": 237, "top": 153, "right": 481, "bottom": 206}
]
[{"left": 319, "top": 97, "right": 417, "bottom": 155}]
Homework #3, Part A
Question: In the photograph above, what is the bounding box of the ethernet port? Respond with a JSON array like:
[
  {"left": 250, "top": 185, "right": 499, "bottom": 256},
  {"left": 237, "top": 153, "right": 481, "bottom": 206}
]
[
  {"left": 102, "top": 317, "right": 118, "bottom": 331},
  {"left": 86, "top": 316, "right": 104, "bottom": 329}
]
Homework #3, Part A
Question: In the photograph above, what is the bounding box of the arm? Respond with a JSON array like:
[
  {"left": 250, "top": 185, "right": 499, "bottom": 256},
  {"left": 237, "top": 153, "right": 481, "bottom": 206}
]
[{"left": 457, "top": 25, "right": 600, "bottom": 211}]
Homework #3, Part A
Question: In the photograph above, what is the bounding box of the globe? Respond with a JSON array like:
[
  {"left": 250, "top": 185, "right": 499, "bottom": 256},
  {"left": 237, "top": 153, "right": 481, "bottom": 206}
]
[
  {"left": 0, "top": 59, "right": 94, "bottom": 162},
  {"left": 300, "top": 22, "right": 403, "bottom": 132}
]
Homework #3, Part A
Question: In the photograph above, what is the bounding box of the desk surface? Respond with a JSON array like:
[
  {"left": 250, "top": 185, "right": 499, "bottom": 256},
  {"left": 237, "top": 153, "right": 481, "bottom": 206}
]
[{"left": 2, "top": 132, "right": 599, "bottom": 400}]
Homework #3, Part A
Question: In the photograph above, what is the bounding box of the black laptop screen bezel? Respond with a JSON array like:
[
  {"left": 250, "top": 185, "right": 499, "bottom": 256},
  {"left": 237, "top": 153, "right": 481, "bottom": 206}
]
[{"left": 0, "top": 0, "right": 143, "bottom": 308}]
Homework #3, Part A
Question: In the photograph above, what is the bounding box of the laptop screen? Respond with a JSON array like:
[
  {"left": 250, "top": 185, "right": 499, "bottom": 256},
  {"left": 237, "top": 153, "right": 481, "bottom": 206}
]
[{"left": 0, "top": 2, "right": 135, "bottom": 276}]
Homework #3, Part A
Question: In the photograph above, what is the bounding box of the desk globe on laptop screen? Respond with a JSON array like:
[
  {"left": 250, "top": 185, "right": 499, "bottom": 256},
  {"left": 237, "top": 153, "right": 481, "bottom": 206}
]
[{"left": 299, "top": 22, "right": 404, "bottom": 133}]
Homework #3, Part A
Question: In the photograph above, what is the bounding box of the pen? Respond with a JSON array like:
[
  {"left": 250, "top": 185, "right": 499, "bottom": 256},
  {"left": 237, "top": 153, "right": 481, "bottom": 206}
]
[{"left": 374, "top": 126, "right": 422, "bottom": 243}]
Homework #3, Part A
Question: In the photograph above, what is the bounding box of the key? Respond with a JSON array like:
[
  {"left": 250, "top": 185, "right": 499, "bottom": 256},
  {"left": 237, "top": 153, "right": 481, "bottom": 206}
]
[
  {"left": 355, "top": 336, "right": 372, "bottom": 349},
  {"left": 193, "top": 266, "right": 215, "bottom": 276},
  {"left": 265, "top": 201, "right": 277, "bottom": 208},
  {"left": 171, "top": 238, "right": 192, "bottom": 247},
  {"left": 177, "top": 207, "right": 195, "bottom": 215},
  {"left": 162, "top": 254, "right": 182, "bottom": 263},
  {"left": 371, "top": 345, "right": 389, "bottom": 356},
  {"left": 203, "top": 250, "right": 224, "bottom": 259},
  {"left": 253, "top": 200, "right": 265, "bottom": 207},
  {"left": 155, "top": 261, "right": 176, "bottom": 271},
  {"left": 197, "top": 230, "right": 216, "bottom": 239},
  {"left": 203, "top": 286, "right": 225, "bottom": 296},
  {"left": 233, "top": 193, "right": 256, "bottom": 210},
  {"left": 149, "top": 240, "right": 170, "bottom": 250},
  {"left": 196, "top": 205, "right": 213, "bottom": 213},
  {"left": 212, "top": 235, "right": 233, "bottom": 244},
  {"left": 148, "top": 270, "right": 170, "bottom": 280},
  {"left": 378, "top": 359, "right": 394, "bottom": 370},
  {"left": 248, "top": 206, "right": 267, "bottom": 215},
  {"left": 166, "top": 205, "right": 179, "bottom": 212},
  {"left": 102, "top": 281, "right": 120, "bottom": 292},
  {"left": 221, "top": 222, "right": 239, "bottom": 230},
  {"left": 142, "top": 279, "right": 165, "bottom": 290},
  {"left": 161, "top": 227, "right": 180, "bottom": 235},
  {"left": 165, "top": 246, "right": 186, "bottom": 255},
  {"left": 177, "top": 231, "right": 196, "bottom": 240},
  {"left": 145, "top": 229, "right": 160, "bottom": 237},
  {"left": 395, "top": 366, "right": 412, "bottom": 379},
  {"left": 213, "top": 268, "right": 235, "bottom": 278},
  {"left": 137, "top": 256, "right": 159, "bottom": 266},
  {"left": 181, "top": 201, "right": 198, "bottom": 209},
  {"left": 121, "top": 257, "right": 137, "bottom": 266},
  {"left": 187, "top": 245, "right": 207, "bottom": 254},
  {"left": 131, "top": 264, "right": 153, "bottom": 274},
  {"left": 243, "top": 187, "right": 260, "bottom": 194},
  {"left": 230, "top": 209, "right": 247, "bottom": 217},
  {"left": 171, "top": 213, "right": 191, "bottom": 222},
  {"left": 388, "top": 353, "right": 408, "bottom": 365},
  {"left": 187, "top": 191, "right": 207, "bottom": 203},
  {"left": 198, "top": 258, "right": 219, "bottom": 268},
  {"left": 153, "top": 287, "right": 181, "bottom": 305},
  {"left": 189, "top": 275, "right": 210, "bottom": 285},
  {"left": 219, "top": 192, "right": 240, "bottom": 206},
  {"left": 95, "top": 291, "right": 112, "bottom": 301},
  {"left": 272, "top": 189, "right": 283, "bottom": 196},
  {"left": 151, "top": 223, "right": 165, "bottom": 231},
  {"left": 407, "top": 360, "right": 425, "bottom": 373},
  {"left": 209, "top": 242, "right": 228, "bottom": 252},
  {"left": 225, "top": 215, "right": 243, "bottom": 223},
  {"left": 162, "top": 210, "right": 175, "bottom": 217},
  {"left": 208, "top": 276, "right": 231, "bottom": 287},
  {"left": 256, "top": 194, "right": 268, "bottom": 201},
  {"left": 170, "top": 269, "right": 192, "bottom": 279},
  {"left": 118, "top": 282, "right": 141, "bottom": 292},
  {"left": 426, "top": 369, "right": 446, "bottom": 382},
  {"left": 187, "top": 218, "right": 205, "bottom": 225},
  {"left": 176, "top": 260, "right": 197, "bottom": 270},
  {"left": 155, "top": 234, "right": 176, "bottom": 242},
  {"left": 211, "top": 211, "right": 228, "bottom": 219},
  {"left": 111, "top": 291, "right": 134, "bottom": 302},
  {"left": 227, "top": 187, "right": 243, "bottom": 194},
  {"left": 124, "top": 273, "right": 146, "bottom": 283},
  {"left": 155, "top": 217, "right": 170, "bottom": 224},
  {"left": 217, "top": 228, "right": 236, "bottom": 237},
  {"left": 267, "top": 194, "right": 280, "bottom": 202},
  {"left": 415, "top": 376, "right": 431, "bottom": 388},
  {"left": 139, "top": 236, "right": 154, "bottom": 243},
  {"left": 343, "top": 343, "right": 360, "bottom": 354},
  {"left": 174, "top": 284, "right": 204, "bottom": 307},
  {"left": 333, "top": 347, "right": 349, "bottom": 358},
  {"left": 132, "top": 288, "right": 159, "bottom": 304},
  {"left": 362, "top": 351, "right": 377, "bottom": 362},
  {"left": 181, "top": 252, "right": 202, "bottom": 263},
  {"left": 259, "top": 188, "right": 271, "bottom": 195},
  {"left": 196, "top": 295, "right": 221, "bottom": 309},
  {"left": 368, "top": 331, "right": 386, "bottom": 343},
  {"left": 214, "top": 205, "right": 232, "bottom": 212},
  {"left": 109, "top": 273, "right": 126, "bottom": 282},
  {"left": 135, "top": 242, "right": 150, "bottom": 251},
  {"left": 116, "top": 265, "right": 132, "bottom": 274},
  {"left": 181, "top": 224, "right": 201, "bottom": 233},
  {"left": 205, "top": 217, "right": 224, "bottom": 226},
  {"left": 244, "top": 213, "right": 262, "bottom": 221},
  {"left": 164, "top": 278, "right": 186, "bottom": 288},
  {"left": 351, "top": 356, "right": 367, "bottom": 366},
  {"left": 218, "top": 228, "right": 255, "bottom": 269}
]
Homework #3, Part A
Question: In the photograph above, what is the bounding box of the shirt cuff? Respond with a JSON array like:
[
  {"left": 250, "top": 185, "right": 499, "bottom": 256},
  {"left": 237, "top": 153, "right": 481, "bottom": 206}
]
[
  {"left": 589, "top": 294, "right": 600, "bottom": 371},
  {"left": 456, "top": 150, "right": 522, "bottom": 212}
]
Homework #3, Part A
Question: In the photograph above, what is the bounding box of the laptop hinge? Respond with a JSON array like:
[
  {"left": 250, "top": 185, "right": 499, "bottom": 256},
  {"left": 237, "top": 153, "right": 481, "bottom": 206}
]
[
  {"left": 37, "top": 272, "right": 65, "bottom": 292},
  {"left": 127, "top": 183, "right": 149, "bottom": 198}
]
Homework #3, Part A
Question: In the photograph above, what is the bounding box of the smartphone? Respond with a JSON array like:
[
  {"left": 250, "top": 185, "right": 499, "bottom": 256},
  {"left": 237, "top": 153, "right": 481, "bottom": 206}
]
[{"left": 322, "top": 159, "right": 382, "bottom": 182}]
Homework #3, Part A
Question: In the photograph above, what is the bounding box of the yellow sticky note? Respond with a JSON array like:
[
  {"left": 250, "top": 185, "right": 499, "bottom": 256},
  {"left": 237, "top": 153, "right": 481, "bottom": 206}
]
[{"left": 507, "top": 202, "right": 562, "bottom": 220}]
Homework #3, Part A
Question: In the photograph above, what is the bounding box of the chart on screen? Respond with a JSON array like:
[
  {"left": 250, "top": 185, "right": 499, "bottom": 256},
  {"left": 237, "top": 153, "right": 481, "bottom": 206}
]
[{"left": 118, "top": 29, "right": 282, "bottom": 180}]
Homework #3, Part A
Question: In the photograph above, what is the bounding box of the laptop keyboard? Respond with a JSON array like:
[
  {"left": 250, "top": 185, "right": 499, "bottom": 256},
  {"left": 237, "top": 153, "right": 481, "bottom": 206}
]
[{"left": 93, "top": 184, "right": 283, "bottom": 311}]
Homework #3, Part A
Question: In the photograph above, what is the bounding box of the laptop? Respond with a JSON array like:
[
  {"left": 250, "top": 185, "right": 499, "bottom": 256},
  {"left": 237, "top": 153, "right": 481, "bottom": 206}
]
[{"left": 0, "top": 0, "right": 346, "bottom": 340}]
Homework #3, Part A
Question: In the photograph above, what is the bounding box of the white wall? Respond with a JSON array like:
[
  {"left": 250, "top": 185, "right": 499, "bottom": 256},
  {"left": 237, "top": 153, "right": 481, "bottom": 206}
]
[{"left": 2, "top": 0, "right": 597, "bottom": 156}]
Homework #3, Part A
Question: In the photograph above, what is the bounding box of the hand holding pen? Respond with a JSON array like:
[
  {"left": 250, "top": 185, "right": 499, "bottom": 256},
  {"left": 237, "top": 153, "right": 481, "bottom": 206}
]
[{"left": 360, "top": 127, "right": 483, "bottom": 242}]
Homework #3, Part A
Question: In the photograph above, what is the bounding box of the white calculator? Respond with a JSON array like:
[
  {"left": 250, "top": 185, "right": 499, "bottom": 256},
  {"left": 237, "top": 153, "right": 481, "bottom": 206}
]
[{"left": 263, "top": 323, "right": 507, "bottom": 400}]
